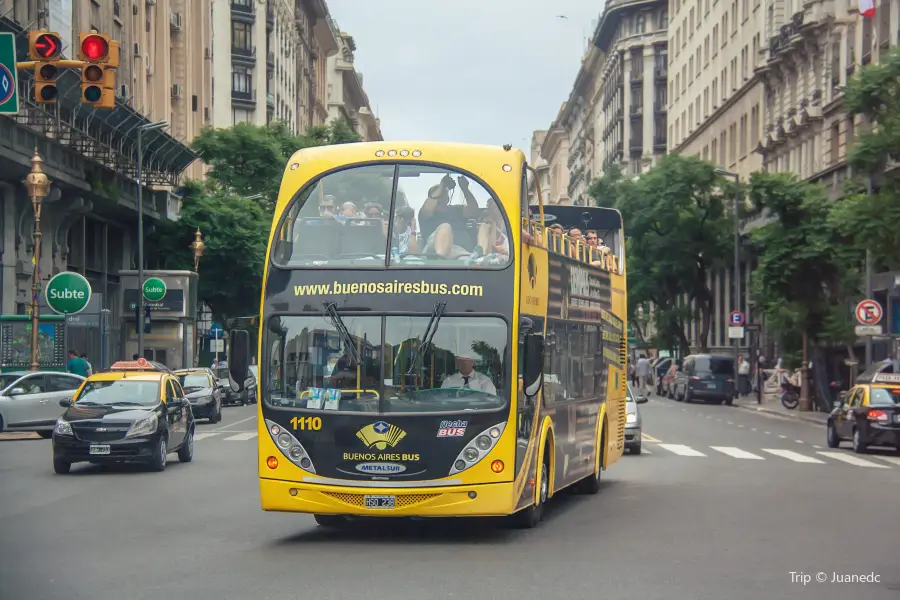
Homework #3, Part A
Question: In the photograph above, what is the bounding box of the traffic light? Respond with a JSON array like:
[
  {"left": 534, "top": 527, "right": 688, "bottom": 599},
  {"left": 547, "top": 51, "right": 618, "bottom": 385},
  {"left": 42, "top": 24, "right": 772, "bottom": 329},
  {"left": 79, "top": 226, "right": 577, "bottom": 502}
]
[
  {"left": 144, "top": 305, "right": 152, "bottom": 334},
  {"left": 78, "top": 32, "right": 118, "bottom": 109},
  {"left": 28, "top": 31, "right": 62, "bottom": 103}
]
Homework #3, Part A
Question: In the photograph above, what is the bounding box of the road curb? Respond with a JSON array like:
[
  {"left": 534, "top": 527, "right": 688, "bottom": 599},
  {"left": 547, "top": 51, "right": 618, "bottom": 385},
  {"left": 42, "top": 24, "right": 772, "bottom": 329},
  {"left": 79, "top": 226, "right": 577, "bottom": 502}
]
[{"left": 733, "top": 403, "right": 827, "bottom": 425}]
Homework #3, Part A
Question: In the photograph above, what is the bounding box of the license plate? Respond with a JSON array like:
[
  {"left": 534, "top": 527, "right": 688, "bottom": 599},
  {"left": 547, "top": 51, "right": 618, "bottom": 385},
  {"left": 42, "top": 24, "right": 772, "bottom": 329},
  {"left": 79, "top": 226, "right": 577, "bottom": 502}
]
[
  {"left": 89, "top": 445, "right": 110, "bottom": 455},
  {"left": 364, "top": 495, "right": 395, "bottom": 509},
  {"left": 707, "top": 383, "right": 716, "bottom": 389}
]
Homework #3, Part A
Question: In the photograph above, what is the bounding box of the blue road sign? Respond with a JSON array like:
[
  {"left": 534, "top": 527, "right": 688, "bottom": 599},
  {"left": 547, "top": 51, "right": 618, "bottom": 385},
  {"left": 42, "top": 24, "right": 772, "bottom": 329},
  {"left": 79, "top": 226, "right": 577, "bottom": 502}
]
[
  {"left": 729, "top": 311, "right": 745, "bottom": 326},
  {"left": 0, "top": 33, "right": 20, "bottom": 115},
  {"left": 210, "top": 322, "right": 224, "bottom": 339}
]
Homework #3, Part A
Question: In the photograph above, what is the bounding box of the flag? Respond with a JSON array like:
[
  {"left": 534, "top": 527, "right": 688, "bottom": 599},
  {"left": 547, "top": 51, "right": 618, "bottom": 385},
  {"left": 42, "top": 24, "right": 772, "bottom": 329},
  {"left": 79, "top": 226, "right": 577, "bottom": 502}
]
[{"left": 858, "top": 0, "right": 875, "bottom": 18}]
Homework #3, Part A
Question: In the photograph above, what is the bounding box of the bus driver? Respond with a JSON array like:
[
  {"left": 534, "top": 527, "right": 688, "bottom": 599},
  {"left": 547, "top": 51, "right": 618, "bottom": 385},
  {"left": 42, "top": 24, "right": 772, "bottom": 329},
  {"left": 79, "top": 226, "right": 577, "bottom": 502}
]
[{"left": 441, "top": 354, "right": 497, "bottom": 394}]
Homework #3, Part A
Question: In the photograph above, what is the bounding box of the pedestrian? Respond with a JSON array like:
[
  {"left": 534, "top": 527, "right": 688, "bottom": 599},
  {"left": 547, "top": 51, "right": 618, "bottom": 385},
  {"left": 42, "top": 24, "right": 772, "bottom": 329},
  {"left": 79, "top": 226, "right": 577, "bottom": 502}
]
[
  {"left": 737, "top": 354, "right": 749, "bottom": 396},
  {"left": 132, "top": 354, "right": 139, "bottom": 360},
  {"left": 628, "top": 361, "right": 636, "bottom": 387},
  {"left": 66, "top": 350, "right": 90, "bottom": 378},
  {"left": 635, "top": 354, "right": 651, "bottom": 395},
  {"left": 80, "top": 352, "right": 93, "bottom": 377}
]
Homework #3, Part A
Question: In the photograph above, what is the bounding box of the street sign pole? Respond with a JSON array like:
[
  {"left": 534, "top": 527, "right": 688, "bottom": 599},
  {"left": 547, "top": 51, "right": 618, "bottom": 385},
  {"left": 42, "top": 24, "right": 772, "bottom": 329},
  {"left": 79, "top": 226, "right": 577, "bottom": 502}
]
[{"left": 0, "top": 33, "right": 20, "bottom": 116}]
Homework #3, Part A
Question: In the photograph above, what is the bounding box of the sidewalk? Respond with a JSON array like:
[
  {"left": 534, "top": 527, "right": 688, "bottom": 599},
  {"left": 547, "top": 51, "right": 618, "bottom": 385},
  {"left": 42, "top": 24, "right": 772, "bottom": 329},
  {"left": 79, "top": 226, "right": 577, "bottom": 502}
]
[{"left": 732, "top": 395, "right": 830, "bottom": 425}]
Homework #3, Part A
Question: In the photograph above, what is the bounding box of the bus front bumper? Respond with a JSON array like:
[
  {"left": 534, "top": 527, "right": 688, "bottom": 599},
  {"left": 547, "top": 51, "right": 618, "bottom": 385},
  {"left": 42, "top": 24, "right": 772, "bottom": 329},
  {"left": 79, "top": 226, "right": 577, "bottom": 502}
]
[{"left": 259, "top": 478, "right": 517, "bottom": 517}]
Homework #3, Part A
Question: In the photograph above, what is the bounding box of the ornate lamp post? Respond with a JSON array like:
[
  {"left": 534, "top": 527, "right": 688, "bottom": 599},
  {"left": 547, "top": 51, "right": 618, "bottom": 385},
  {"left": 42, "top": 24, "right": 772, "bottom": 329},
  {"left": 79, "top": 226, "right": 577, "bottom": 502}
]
[
  {"left": 190, "top": 228, "right": 206, "bottom": 367},
  {"left": 23, "top": 150, "right": 52, "bottom": 371}
]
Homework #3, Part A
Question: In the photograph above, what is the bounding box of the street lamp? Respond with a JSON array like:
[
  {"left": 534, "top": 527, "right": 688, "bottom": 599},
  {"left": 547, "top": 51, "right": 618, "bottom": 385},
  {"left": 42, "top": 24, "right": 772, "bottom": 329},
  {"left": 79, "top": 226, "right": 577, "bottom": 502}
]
[
  {"left": 715, "top": 168, "right": 741, "bottom": 396},
  {"left": 136, "top": 120, "right": 167, "bottom": 358},
  {"left": 23, "top": 150, "right": 52, "bottom": 371},
  {"left": 190, "top": 228, "right": 206, "bottom": 368}
]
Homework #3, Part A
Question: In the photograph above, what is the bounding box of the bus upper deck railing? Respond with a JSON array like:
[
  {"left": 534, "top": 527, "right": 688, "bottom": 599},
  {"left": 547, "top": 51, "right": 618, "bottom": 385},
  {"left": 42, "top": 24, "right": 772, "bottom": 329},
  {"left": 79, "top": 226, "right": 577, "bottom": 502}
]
[{"left": 521, "top": 217, "right": 621, "bottom": 275}]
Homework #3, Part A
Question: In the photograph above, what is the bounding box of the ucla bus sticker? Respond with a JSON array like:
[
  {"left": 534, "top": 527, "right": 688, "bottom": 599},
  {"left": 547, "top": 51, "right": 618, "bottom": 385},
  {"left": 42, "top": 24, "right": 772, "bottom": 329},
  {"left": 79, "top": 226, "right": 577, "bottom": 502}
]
[
  {"left": 142, "top": 277, "right": 167, "bottom": 302},
  {"left": 44, "top": 272, "right": 92, "bottom": 315}
]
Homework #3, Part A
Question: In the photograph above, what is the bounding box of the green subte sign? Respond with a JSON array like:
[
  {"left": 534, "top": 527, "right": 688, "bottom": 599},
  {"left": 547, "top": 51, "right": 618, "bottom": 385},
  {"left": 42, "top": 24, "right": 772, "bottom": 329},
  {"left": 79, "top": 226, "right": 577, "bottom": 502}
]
[
  {"left": 45, "top": 272, "right": 92, "bottom": 315},
  {"left": 142, "top": 277, "right": 167, "bottom": 301}
]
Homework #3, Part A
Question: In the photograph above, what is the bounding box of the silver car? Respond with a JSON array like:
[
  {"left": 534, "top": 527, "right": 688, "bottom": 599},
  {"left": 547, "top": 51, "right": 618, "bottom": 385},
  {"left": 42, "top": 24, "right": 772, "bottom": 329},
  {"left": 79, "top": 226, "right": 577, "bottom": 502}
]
[
  {"left": 626, "top": 385, "right": 648, "bottom": 454},
  {"left": 0, "top": 371, "right": 86, "bottom": 438}
]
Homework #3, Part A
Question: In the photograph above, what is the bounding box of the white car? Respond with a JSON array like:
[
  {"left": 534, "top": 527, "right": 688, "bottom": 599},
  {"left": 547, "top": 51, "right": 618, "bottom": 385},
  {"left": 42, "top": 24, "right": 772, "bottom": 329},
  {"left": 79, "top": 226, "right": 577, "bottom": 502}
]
[{"left": 0, "top": 371, "right": 86, "bottom": 438}]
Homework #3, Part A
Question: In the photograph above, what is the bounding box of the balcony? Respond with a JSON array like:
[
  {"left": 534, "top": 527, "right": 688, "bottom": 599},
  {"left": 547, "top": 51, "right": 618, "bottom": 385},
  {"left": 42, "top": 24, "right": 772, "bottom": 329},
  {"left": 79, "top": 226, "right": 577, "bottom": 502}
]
[
  {"left": 654, "top": 101, "right": 666, "bottom": 113},
  {"left": 653, "top": 136, "right": 666, "bottom": 152},
  {"left": 654, "top": 67, "right": 667, "bottom": 80},
  {"left": 629, "top": 141, "right": 643, "bottom": 154},
  {"left": 232, "top": 88, "right": 256, "bottom": 109},
  {"left": 231, "top": 0, "right": 255, "bottom": 23},
  {"left": 231, "top": 45, "right": 256, "bottom": 66},
  {"left": 266, "top": 3, "right": 275, "bottom": 31},
  {"left": 267, "top": 51, "right": 275, "bottom": 70},
  {"left": 631, "top": 70, "right": 643, "bottom": 82}
]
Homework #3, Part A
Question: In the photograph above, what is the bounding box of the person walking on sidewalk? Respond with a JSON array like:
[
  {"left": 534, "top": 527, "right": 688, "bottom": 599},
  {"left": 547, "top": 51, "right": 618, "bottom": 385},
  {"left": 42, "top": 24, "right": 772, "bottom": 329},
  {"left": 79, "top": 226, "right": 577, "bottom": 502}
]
[
  {"left": 738, "top": 354, "right": 750, "bottom": 396},
  {"left": 635, "top": 354, "right": 651, "bottom": 395}
]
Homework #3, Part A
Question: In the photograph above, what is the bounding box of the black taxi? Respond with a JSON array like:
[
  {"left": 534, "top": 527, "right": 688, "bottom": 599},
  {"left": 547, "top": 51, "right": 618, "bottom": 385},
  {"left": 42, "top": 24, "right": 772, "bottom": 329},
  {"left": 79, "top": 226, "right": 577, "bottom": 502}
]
[
  {"left": 826, "top": 367, "right": 900, "bottom": 454},
  {"left": 52, "top": 358, "right": 195, "bottom": 473}
]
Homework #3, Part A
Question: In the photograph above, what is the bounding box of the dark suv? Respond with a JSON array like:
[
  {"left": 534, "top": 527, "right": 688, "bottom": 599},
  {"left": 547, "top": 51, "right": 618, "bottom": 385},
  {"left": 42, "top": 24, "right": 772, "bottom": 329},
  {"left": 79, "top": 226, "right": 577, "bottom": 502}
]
[{"left": 672, "top": 354, "right": 735, "bottom": 404}]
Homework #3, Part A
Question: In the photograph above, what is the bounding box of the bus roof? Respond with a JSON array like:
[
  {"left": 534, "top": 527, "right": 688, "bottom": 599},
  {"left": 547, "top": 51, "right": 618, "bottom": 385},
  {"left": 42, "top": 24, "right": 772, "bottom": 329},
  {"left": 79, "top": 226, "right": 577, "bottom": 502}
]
[{"left": 533, "top": 204, "right": 623, "bottom": 232}]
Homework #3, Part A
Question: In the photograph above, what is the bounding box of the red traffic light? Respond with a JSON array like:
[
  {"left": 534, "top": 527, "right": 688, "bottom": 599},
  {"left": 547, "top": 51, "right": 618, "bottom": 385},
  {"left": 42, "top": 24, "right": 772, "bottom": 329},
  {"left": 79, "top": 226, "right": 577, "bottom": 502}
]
[
  {"left": 33, "top": 33, "right": 61, "bottom": 59},
  {"left": 81, "top": 35, "right": 109, "bottom": 60}
]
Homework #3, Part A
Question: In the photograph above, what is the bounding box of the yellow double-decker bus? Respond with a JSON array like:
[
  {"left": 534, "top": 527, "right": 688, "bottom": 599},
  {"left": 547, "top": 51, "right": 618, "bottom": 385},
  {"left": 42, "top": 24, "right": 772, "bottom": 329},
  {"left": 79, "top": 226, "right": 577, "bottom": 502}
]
[{"left": 226, "top": 141, "right": 628, "bottom": 528}]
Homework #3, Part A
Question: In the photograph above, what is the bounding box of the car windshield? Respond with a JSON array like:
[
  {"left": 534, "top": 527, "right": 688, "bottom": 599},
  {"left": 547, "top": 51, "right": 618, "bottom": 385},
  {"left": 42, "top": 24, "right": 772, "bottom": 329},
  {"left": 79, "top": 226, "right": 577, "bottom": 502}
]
[
  {"left": 274, "top": 163, "right": 510, "bottom": 268},
  {"left": 74, "top": 379, "right": 160, "bottom": 406},
  {"left": 264, "top": 315, "right": 507, "bottom": 414},
  {"left": 869, "top": 388, "right": 900, "bottom": 406},
  {"left": 178, "top": 374, "right": 210, "bottom": 389}
]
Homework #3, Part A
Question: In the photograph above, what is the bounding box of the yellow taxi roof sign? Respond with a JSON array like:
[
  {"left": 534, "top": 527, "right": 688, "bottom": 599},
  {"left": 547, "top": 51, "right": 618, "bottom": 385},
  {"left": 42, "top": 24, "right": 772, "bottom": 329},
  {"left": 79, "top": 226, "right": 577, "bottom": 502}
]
[
  {"left": 109, "top": 358, "right": 165, "bottom": 371},
  {"left": 872, "top": 373, "right": 900, "bottom": 384}
]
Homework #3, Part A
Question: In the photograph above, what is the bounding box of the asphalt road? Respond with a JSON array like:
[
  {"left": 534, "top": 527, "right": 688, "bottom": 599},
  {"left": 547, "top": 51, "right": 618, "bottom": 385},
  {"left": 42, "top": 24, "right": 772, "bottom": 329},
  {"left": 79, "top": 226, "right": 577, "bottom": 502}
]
[{"left": 1, "top": 396, "right": 898, "bottom": 600}]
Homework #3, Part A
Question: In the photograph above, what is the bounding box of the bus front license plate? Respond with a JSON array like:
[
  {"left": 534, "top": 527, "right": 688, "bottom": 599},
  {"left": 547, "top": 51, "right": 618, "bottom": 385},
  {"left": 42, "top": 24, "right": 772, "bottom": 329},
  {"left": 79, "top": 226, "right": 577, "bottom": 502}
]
[
  {"left": 365, "top": 495, "right": 395, "bottom": 509},
  {"left": 89, "top": 445, "right": 110, "bottom": 455}
]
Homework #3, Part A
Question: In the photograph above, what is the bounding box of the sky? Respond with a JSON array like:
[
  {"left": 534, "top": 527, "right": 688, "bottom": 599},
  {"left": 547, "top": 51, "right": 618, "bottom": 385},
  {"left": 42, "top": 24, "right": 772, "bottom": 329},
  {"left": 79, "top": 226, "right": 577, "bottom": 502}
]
[{"left": 326, "top": 0, "right": 605, "bottom": 155}]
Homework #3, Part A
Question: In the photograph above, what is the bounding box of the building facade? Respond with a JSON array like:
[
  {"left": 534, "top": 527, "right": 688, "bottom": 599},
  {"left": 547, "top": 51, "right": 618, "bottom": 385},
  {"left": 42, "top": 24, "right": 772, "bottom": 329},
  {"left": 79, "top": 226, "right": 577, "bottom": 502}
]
[
  {"left": 538, "top": 104, "right": 572, "bottom": 205},
  {"left": 326, "top": 27, "right": 382, "bottom": 141},
  {"left": 527, "top": 130, "right": 550, "bottom": 205}
]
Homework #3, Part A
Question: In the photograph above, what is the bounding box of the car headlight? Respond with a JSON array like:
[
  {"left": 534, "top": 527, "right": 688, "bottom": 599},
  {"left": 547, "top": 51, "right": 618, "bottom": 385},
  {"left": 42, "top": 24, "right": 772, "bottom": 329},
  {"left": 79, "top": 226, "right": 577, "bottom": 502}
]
[
  {"left": 449, "top": 422, "right": 506, "bottom": 476},
  {"left": 125, "top": 413, "right": 158, "bottom": 438},
  {"left": 54, "top": 418, "right": 73, "bottom": 436},
  {"left": 265, "top": 419, "right": 316, "bottom": 473},
  {"left": 626, "top": 413, "right": 637, "bottom": 424}
]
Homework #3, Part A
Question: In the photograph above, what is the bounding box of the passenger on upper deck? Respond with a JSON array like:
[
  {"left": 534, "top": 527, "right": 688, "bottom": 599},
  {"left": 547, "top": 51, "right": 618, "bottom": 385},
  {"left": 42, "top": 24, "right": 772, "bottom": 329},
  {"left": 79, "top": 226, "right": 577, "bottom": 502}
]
[{"left": 418, "top": 175, "right": 481, "bottom": 259}]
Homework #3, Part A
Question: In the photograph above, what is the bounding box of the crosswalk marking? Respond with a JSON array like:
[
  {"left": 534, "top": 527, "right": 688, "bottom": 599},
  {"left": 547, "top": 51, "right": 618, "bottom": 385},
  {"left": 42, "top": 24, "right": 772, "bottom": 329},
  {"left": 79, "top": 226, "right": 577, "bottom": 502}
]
[
  {"left": 223, "top": 432, "right": 257, "bottom": 441},
  {"left": 872, "top": 455, "right": 900, "bottom": 467},
  {"left": 815, "top": 451, "right": 888, "bottom": 468},
  {"left": 762, "top": 449, "right": 824, "bottom": 463},
  {"left": 710, "top": 446, "right": 764, "bottom": 460},
  {"left": 658, "top": 444, "right": 706, "bottom": 457},
  {"left": 193, "top": 432, "right": 220, "bottom": 441}
]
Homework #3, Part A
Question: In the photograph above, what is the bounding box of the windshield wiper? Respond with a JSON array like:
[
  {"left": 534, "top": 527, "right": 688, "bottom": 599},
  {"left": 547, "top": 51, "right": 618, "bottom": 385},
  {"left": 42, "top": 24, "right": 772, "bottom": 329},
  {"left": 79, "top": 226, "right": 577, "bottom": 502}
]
[
  {"left": 407, "top": 302, "right": 447, "bottom": 376},
  {"left": 324, "top": 303, "right": 362, "bottom": 365}
]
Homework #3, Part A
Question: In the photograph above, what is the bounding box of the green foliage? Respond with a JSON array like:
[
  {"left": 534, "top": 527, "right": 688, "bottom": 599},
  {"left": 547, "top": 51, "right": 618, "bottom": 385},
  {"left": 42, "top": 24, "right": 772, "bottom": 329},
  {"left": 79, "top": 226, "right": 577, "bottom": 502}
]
[
  {"left": 589, "top": 155, "right": 734, "bottom": 353},
  {"left": 748, "top": 172, "right": 857, "bottom": 355},
  {"left": 149, "top": 119, "right": 362, "bottom": 320}
]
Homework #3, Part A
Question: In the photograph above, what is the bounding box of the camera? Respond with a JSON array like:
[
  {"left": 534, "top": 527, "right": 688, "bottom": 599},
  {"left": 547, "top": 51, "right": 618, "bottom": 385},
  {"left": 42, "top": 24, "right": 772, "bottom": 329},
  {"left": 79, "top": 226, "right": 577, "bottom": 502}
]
[{"left": 440, "top": 174, "right": 456, "bottom": 190}]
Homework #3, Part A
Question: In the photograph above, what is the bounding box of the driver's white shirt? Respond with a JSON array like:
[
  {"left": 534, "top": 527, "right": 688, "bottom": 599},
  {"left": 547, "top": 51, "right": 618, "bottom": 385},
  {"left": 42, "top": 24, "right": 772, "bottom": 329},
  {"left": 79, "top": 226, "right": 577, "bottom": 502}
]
[{"left": 441, "top": 371, "right": 496, "bottom": 395}]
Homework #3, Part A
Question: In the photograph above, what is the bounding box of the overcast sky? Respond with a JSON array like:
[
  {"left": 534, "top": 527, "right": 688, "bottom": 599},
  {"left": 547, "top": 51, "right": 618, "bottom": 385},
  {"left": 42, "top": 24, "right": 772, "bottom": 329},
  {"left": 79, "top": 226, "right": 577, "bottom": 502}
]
[{"left": 326, "top": 0, "right": 604, "bottom": 152}]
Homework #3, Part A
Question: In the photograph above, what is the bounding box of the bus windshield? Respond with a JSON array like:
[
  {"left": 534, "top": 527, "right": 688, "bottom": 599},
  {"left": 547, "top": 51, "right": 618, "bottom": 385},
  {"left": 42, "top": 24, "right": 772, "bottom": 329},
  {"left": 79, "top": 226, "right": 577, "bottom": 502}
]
[
  {"left": 264, "top": 314, "right": 507, "bottom": 414},
  {"left": 274, "top": 164, "right": 511, "bottom": 268}
]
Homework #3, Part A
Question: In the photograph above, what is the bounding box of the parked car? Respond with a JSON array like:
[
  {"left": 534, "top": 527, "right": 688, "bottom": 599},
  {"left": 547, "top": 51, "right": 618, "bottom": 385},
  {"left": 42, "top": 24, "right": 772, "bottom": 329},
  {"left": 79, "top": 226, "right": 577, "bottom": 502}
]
[
  {"left": 174, "top": 369, "right": 225, "bottom": 423},
  {"left": 671, "top": 354, "right": 735, "bottom": 404},
  {"left": 653, "top": 357, "right": 673, "bottom": 395},
  {"left": 0, "top": 371, "right": 85, "bottom": 438},
  {"left": 626, "top": 385, "right": 649, "bottom": 454},
  {"left": 213, "top": 367, "right": 257, "bottom": 405},
  {"left": 826, "top": 372, "right": 900, "bottom": 453}
]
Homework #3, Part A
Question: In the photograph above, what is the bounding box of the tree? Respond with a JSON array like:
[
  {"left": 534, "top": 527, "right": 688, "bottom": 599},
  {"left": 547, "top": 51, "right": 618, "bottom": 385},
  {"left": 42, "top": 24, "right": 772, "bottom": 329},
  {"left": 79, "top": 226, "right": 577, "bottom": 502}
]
[
  {"left": 830, "top": 47, "right": 900, "bottom": 272},
  {"left": 748, "top": 172, "right": 857, "bottom": 410},
  {"left": 590, "top": 155, "right": 734, "bottom": 355}
]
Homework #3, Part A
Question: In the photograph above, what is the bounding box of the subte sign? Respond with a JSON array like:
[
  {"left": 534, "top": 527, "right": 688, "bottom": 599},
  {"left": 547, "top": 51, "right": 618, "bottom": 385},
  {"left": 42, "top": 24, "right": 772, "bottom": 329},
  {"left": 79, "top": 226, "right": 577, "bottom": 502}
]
[{"left": 44, "top": 272, "right": 92, "bottom": 315}]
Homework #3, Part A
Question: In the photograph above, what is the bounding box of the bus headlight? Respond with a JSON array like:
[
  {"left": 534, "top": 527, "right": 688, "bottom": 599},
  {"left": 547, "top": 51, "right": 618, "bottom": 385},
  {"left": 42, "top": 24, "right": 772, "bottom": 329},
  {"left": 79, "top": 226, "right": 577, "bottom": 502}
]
[
  {"left": 449, "top": 422, "right": 506, "bottom": 476},
  {"left": 265, "top": 419, "right": 316, "bottom": 473}
]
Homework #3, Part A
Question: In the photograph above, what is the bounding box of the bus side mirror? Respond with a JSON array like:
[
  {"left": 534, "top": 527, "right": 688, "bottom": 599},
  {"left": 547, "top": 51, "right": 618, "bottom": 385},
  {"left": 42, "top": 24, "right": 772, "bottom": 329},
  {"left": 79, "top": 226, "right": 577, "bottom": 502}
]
[
  {"left": 229, "top": 329, "right": 251, "bottom": 391},
  {"left": 523, "top": 334, "right": 544, "bottom": 398}
]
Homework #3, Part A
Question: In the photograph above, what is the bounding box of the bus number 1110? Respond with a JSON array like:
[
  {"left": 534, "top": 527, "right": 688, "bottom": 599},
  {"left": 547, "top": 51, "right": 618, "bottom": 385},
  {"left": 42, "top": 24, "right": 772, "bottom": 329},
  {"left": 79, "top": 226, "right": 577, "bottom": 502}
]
[{"left": 290, "top": 416, "right": 322, "bottom": 431}]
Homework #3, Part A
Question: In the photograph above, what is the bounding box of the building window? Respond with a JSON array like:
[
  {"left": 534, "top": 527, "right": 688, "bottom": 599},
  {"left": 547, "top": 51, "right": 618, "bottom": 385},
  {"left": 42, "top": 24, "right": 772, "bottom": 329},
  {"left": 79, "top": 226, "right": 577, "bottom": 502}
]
[
  {"left": 712, "top": 25, "right": 718, "bottom": 55},
  {"left": 689, "top": 8, "right": 695, "bottom": 34},
  {"left": 711, "top": 138, "right": 718, "bottom": 164},
  {"left": 712, "top": 78, "right": 718, "bottom": 106},
  {"left": 232, "top": 21, "right": 252, "bottom": 50},
  {"left": 731, "top": 1, "right": 738, "bottom": 32},
  {"left": 636, "top": 13, "right": 646, "bottom": 33},
  {"left": 739, "top": 114, "right": 747, "bottom": 155},
  {"left": 729, "top": 123, "right": 737, "bottom": 163},
  {"left": 703, "top": 87, "right": 709, "bottom": 117},
  {"left": 659, "top": 8, "right": 669, "bottom": 28},
  {"left": 720, "top": 131, "right": 726, "bottom": 165},
  {"left": 750, "top": 104, "right": 759, "bottom": 143},
  {"left": 232, "top": 67, "right": 252, "bottom": 93}
]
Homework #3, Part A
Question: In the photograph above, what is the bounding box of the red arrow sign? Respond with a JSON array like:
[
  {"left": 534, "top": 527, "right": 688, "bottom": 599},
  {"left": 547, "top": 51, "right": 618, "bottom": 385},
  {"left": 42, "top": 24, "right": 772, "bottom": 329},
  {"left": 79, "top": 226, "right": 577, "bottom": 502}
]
[{"left": 34, "top": 34, "right": 60, "bottom": 59}]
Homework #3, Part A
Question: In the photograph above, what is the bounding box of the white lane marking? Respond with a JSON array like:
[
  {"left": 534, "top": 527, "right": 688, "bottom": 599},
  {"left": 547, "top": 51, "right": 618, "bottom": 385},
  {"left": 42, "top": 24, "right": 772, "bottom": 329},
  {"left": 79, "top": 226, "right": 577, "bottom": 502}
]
[
  {"left": 193, "top": 432, "right": 221, "bottom": 441},
  {"left": 738, "top": 424, "right": 744, "bottom": 428},
  {"left": 710, "top": 446, "right": 764, "bottom": 460},
  {"left": 210, "top": 415, "right": 257, "bottom": 431},
  {"left": 870, "top": 455, "right": 900, "bottom": 467},
  {"left": 223, "top": 432, "right": 258, "bottom": 441},
  {"left": 795, "top": 440, "right": 804, "bottom": 444},
  {"left": 751, "top": 428, "right": 757, "bottom": 431},
  {"left": 727, "top": 421, "right": 734, "bottom": 425},
  {"left": 816, "top": 451, "right": 889, "bottom": 468},
  {"left": 778, "top": 435, "right": 787, "bottom": 439},
  {"left": 764, "top": 431, "right": 771, "bottom": 434},
  {"left": 642, "top": 449, "right": 652, "bottom": 454},
  {"left": 813, "top": 445, "right": 822, "bottom": 449},
  {"left": 762, "top": 449, "right": 824, "bottom": 463},
  {"left": 658, "top": 444, "right": 706, "bottom": 457}
]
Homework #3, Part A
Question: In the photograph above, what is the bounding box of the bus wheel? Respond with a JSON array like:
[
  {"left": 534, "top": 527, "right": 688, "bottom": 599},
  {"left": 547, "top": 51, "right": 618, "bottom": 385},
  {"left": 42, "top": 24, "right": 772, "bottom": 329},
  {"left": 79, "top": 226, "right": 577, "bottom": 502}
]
[
  {"left": 514, "top": 448, "right": 549, "bottom": 529},
  {"left": 314, "top": 514, "right": 346, "bottom": 528},
  {"left": 578, "top": 427, "right": 604, "bottom": 495}
]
